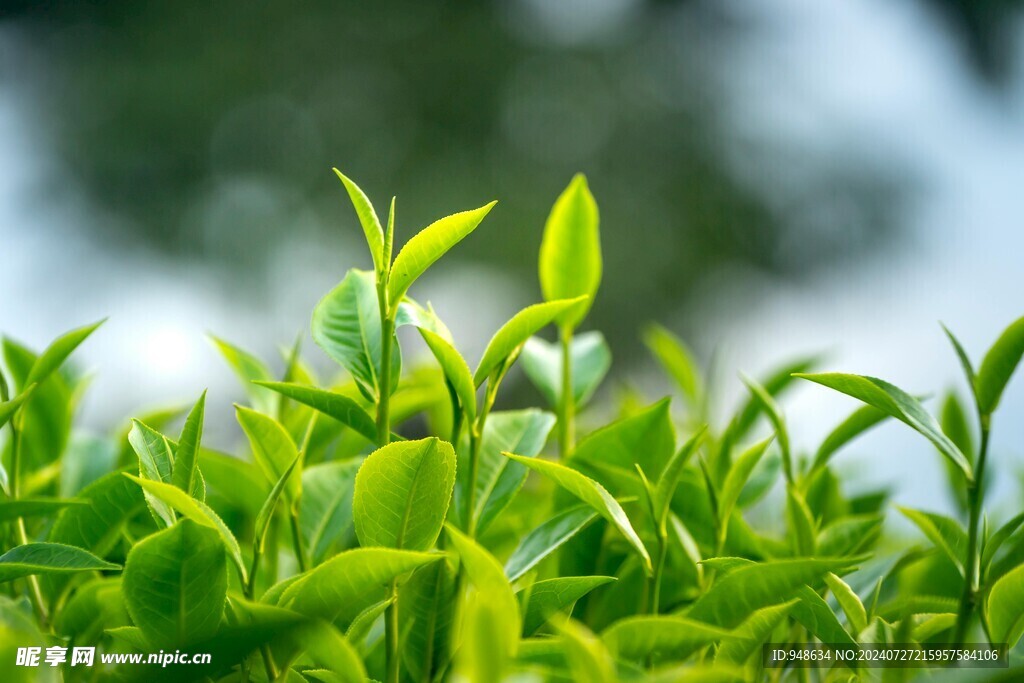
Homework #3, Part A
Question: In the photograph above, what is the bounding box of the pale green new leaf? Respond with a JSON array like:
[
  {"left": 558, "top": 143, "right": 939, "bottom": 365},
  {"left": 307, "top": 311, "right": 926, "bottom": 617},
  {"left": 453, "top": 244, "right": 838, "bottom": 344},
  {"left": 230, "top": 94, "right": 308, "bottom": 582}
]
[
  {"left": 209, "top": 335, "right": 276, "bottom": 414},
  {"left": 976, "top": 315, "right": 1024, "bottom": 415},
  {"left": 521, "top": 331, "right": 611, "bottom": 408},
  {"left": 716, "top": 600, "right": 798, "bottom": 665},
  {"left": 718, "top": 437, "right": 773, "bottom": 537},
  {"left": 601, "top": 615, "right": 730, "bottom": 662},
  {"left": 387, "top": 201, "right": 496, "bottom": 305},
  {"left": 0, "top": 386, "right": 35, "bottom": 430},
  {"left": 0, "top": 498, "right": 86, "bottom": 522},
  {"left": 503, "top": 453, "right": 652, "bottom": 573},
  {"left": 0, "top": 543, "right": 119, "bottom": 583},
  {"left": 505, "top": 505, "right": 598, "bottom": 582},
  {"left": 235, "top": 405, "right": 302, "bottom": 504},
  {"left": 741, "top": 375, "right": 791, "bottom": 479},
  {"left": 539, "top": 174, "right": 600, "bottom": 329},
  {"left": 254, "top": 381, "right": 377, "bottom": 443},
  {"left": 128, "top": 419, "right": 176, "bottom": 527},
  {"left": 643, "top": 323, "right": 702, "bottom": 406},
  {"left": 796, "top": 372, "right": 972, "bottom": 480},
  {"left": 333, "top": 168, "right": 385, "bottom": 274},
  {"left": 812, "top": 404, "right": 888, "bottom": 474},
  {"left": 353, "top": 437, "right": 455, "bottom": 551},
  {"left": 420, "top": 329, "right": 476, "bottom": 421},
  {"left": 300, "top": 460, "right": 360, "bottom": 566},
  {"left": 519, "top": 576, "right": 615, "bottom": 636},
  {"left": 898, "top": 506, "right": 967, "bottom": 576},
  {"left": 122, "top": 519, "right": 226, "bottom": 647},
  {"left": 474, "top": 297, "right": 587, "bottom": 387},
  {"left": 255, "top": 453, "right": 301, "bottom": 550},
  {"left": 171, "top": 391, "right": 206, "bottom": 500},
  {"left": 25, "top": 319, "right": 105, "bottom": 386},
  {"left": 983, "top": 512, "right": 1024, "bottom": 575},
  {"left": 654, "top": 427, "right": 707, "bottom": 530},
  {"left": 825, "top": 572, "right": 867, "bottom": 635},
  {"left": 987, "top": 563, "right": 1024, "bottom": 648}
]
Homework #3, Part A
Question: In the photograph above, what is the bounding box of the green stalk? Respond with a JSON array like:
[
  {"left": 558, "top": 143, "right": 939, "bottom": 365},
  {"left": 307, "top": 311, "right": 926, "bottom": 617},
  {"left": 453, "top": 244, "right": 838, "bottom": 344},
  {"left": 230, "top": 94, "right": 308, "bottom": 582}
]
[
  {"left": 650, "top": 532, "right": 668, "bottom": 615},
  {"left": 465, "top": 380, "right": 498, "bottom": 538},
  {"left": 557, "top": 326, "right": 575, "bottom": 456},
  {"left": 289, "top": 512, "right": 307, "bottom": 573},
  {"left": 954, "top": 418, "right": 989, "bottom": 644},
  {"left": 7, "top": 418, "right": 49, "bottom": 628}
]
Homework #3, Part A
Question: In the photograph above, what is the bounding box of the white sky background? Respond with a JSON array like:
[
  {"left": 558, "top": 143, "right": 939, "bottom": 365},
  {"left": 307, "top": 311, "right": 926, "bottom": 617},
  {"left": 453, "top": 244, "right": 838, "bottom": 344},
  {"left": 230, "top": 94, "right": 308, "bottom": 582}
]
[{"left": 2, "top": 0, "right": 1024, "bottom": 512}]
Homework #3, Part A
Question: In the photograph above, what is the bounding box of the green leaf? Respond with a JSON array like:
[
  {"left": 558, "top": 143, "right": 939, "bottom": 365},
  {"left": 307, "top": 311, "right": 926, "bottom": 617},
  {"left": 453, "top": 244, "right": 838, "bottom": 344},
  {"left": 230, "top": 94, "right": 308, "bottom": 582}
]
[
  {"left": 254, "top": 452, "right": 302, "bottom": 550},
  {"left": 293, "top": 620, "right": 368, "bottom": 683},
  {"left": 300, "top": 460, "right": 360, "bottom": 566},
  {"left": 400, "top": 557, "right": 457, "bottom": 682},
  {"left": 825, "top": 572, "right": 867, "bottom": 635},
  {"left": 505, "top": 505, "right": 598, "bottom": 582},
  {"left": 898, "top": 506, "right": 968, "bottom": 576},
  {"left": 333, "top": 168, "right": 385, "bottom": 274},
  {"left": 346, "top": 597, "right": 392, "bottom": 652},
  {"left": 795, "top": 372, "right": 972, "bottom": 481},
  {"left": 643, "top": 323, "right": 703, "bottom": 407},
  {"left": 539, "top": 173, "right": 601, "bottom": 330},
  {"left": 47, "top": 469, "right": 146, "bottom": 560},
  {"left": 983, "top": 512, "right": 1024, "bottom": 575},
  {"left": 456, "top": 409, "right": 555, "bottom": 534},
  {"left": 235, "top": 405, "right": 302, "bottom": 504},
  {"left": 792, "top": 585, "right": 858, "bottom": 651},
  {"left": 395, "top": 298, "right": 453, "bottom": 341},
  {"left": 25, "top": 319, "right": 105, "bottom": 386},
  {"left": 123, "top": 474, "right": 245, "bottom": 581},
  {"left": 740, "top": 375, "right": 791, "bottom": 479},
  {"left": 552, "top": 617, "right": 616, "bottom": 683},
  {"left": 0, "top": 498, "right": 86, "bottom": 522},
  {"left": 0, "top": 543, "right": 119, "bottom": 583},
  {"left": 717, "top": 437, "right": 773, "bottom": 540},
  {"left": 445, "top": 524, "right": 521, "bottom": 655},
  {"left": 812, "top": 404, "right": 889, "bottom": 474},
  {"left": 420, "top": 328, "right": 477, "bottom": 421},
  {"left": 209, "top": 335, "right": 277, "bottom": 414},
  {"left": 312, "top": 269, "right": 400, "bottom": 400},
  {"left": 816, "top": 515, "right": 884, "bottom": 557},
  {"left": 716, "top": 600, "right": 798, "bottom": 666},
  {"left": 254, "top": 381, "right": 378, "bottom": 443},
  {"left": 503, "top": 453, "right": 652, "bottom": 573},
  {"left": 127, "top": 420, "right": 177, "bottom": 527},
  {"left": 171, "top": 391, "right": 206, "bottom": 500},
  {"left": 122, "top": 519, "right": 226, "bottom": 647},
  {"left": 198, "top": 449, "right": 269, "bottom": 516},
  {"left": 785, "top": 486, "right": 817, "bottom": 556},
  {"left": 653, "top": 427, "right": 707, "bottom": 530},
  {"left": 519, "top": 576, "right": 615, "bottom": 636},
  {"left": 387, "top": 201, "right": 496, "bottom": 305},
  {"left": 728, "top": 356, "right": 819, "bottom": 441},
  {"left": 521, "top": 331, "right": 612, "bottom": 409},
  {"left": 473, "top": 297, "right": 587, "bottom": 387},
  {"left": 106, "top": 626, "right": 151, "bottom": 651},
  {"left": 687, "top": 557, "right": 860, "bottom": 628},
  {"left": 976, "top": 315, "right": 1024, "bottom": 415},
  {"left": 941, "top": 324, "right": 978, "bottom": 402},
  {"left": 601, "top": 615, "right": 730, "bottom": 663},
  {"left": 0, "top": 386, "right": 35, "bottom": 430},
  {"left": 353, "top": 437, "right": 456, "bottom": 551},
  {"left": 986, "top": 563, "right": 1024, "bottom": 648},
  {"left": 279, "top": 547, "right": 440, "bottom": 627}
]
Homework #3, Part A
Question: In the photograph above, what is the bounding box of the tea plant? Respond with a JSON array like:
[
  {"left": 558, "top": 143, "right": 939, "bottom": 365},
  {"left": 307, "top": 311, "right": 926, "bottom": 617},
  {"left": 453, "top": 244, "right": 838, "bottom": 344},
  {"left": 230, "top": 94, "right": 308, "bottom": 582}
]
[{"left": 0, "top": 171, "right": 1023, "bottom": 683}]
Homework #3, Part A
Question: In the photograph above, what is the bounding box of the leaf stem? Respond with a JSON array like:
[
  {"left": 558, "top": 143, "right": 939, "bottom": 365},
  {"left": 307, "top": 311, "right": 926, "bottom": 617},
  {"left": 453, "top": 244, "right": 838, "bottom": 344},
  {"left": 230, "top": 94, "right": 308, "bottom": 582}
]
[
  {"left": 7, "top": 417, "right": 49, "bottom": 628},
  {"left": 289, "top": 511, "right": 307, "bottom": 574},
  {"left": 955, "top": 417, "right": 989, "bottom": 644},
  {"left": 385, "top": 579, "right": 400, "bottom": 683},
  {"left": 650, "top": 532, "right": 668, "bottom": 615},
  {"left": 557, "top": 327, "right": 575, "bottom": 456},
  {"left": 465, "top": 380, "right": 498, "bottom": 538}
]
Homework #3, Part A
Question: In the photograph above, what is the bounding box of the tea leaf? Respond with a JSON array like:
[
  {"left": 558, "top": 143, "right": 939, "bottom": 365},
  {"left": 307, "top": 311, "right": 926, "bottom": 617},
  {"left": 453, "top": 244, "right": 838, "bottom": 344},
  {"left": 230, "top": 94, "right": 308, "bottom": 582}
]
[
  {"left": 795, "top": 372, "right": 972, "bottom": 480},
  {"left": 718, "top": 437, "right": 773, "bottom": 539},
  {"left": 279, "top": 548, "right": 441, "bottom": 627},
  {"left": 312, "top": 269, "right": 400, "bottom": 400},
  {"left": 122, "top": 519, "right": 226, "bottom": 647},
  {"left": 420, "top": 328, "right": 476, "bottom": 421},
  {"left": 817, "top": 515, "right": 884, "bottom": 557},
  {"left": 898, "top": 506, "right": 967, "bottom": 575},
  {"left": 522, "top": 331, "right": 611, "bottom": 409},
  {"left": 941, "top": 324, "right": 977, "bottom": 401},
  {"left": 347, "top": 597, "right": 392, "bottom": 652},
  {"left": 503, "top": 453, "right": 652, "bottom": 573},
  {"left": 601, "top": 615, "right": 730, "bottom": 662},
  {"left": 333, "top": 168, "right": 385, "bottom": 274},
  {"left": 505, "top": 505, "right": 598, "bottom": 582},
  {"left": 235, "top": 405, "right": 302, "bottom": 504},
  {"left": 812, "top": 404, "right": 889, "bottom": 474},
  {"left": 785, "top": 486, "right": 817, "bottom": 556},
  {"left": 395, "top": 298, "right": 453, "bottom": 341},
  {"left": 47, "top": 469, "right": 146, "bottom": 563},
  {"left": 976, "top": 315, "right": 1024, "bottom": 415},
  {"left": 982, "top": 512, "right": 1024, "bottom": 575},
  {"left": 0, "top": 386, "right": 34, "bottom": 429},
  {"left": 716, "top": 600, "right": 798, "bottom": 665},
  {"left": 400, "top": 558, "right": 457, "bottom": 681},
  {"left": 254, "top": 381, "right": 378, "bottom": 443},
  {"left": 25, "top": 319, "right": 104, "bottom": 387},
  {"left": 353, "top": 437, "right": 455, "bottom": 551},
  {"left": 0, "top": 498, "right": 86, "bottom": 522},
  {"left": 300, "top": 460, "right": 360, "bottom": 566},
  {"left": 987, "top": 562, "right": 1024, "bottom": 648},
  {"left": 199, "top": 449, "right": 269, "bottom": 516},
  {"left": 0, "top": 543, "right": 119, "bottom": 582},
  {"left": 643, "top": 323, "right": 703, "bottom": 407},
  {"left": 825, "top": 572, "right": 867, "bottom": 634},
  {"left": 653, "top": 427, "right": 707, "bottom": 530},
  {"left": 474, "top": 297, "right": 588, "bottom": 386},
  {"left": 539, "top": 174, "right": 600, "bottom": 330},
  {"left": 128, "top": 420, "right": 177, "bottom": 527},
  {"left": 519, "top": 576, "right": 615, "bottom": 636},
  {"left": 387, "top": 201, "right": 496, "bottom": 305},
  {"left": 209, "top": 335, "right": 277, "bottom": 414},
  {"left": 171, "top": 391, "right": 206, "bottom": 500},
  {"left": 792, "top": 585, "right": 858, "bottom": 651},
  {"left": 254, "top": 452, "right": 301, "bottom": 549},
  {"left": 553, "top": 617, "right": 616, "bottom": 683},
  {"left": 292, "top": 620, "right": 367, "bottom": 682},
  {"left": 741, "top": 375, "right": 791, "bottom": 480}
]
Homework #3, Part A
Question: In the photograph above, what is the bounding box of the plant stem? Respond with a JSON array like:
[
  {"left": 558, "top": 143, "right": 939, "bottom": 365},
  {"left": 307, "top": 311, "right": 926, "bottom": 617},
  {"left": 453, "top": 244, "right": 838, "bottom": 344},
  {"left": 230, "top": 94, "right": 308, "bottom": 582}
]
[
  {"left": 289, "top": 512, "right": 307, "bottom": 573},
  {"left": 377, "top": 316, "right": 394, "bottom": 449},
  {"left": 650, "top": 532, "right": 668, "bottom": 615},
  {"left": 8, "top": 419, "right": 49, "bottom": 628},
  {"left": 465, "top": 380, "right": 498, "bottom": 538},
  {"left": 385, "top": 578, "right": 400, "bottom": 683},
  {"left": 955, "top": 419, "right": 989, "bottom": 644},
  {"left": 245, "top": 543, "right": 260, "bottom": 600},
  {"left": 557, "top": 327, "right": 575, "bottom": 456}
]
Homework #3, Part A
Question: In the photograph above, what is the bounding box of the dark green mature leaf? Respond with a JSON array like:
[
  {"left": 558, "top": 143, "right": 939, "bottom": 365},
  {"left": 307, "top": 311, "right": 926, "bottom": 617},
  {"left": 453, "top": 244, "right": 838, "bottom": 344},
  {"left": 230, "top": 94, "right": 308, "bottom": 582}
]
[
  {"left": 128, "top": 419, "right": 176, "bottom": 527},
  {"left": 716, "top": 600, "right": 798, "bottom": 665},
  {"left": 519, "top": 576, "right": 615, "bottom": 636},
  {"left": 333, "top": 168, "right": 385, "bottom": 274},
  {"left": 0, "top": 498, "right": 86, "bottom": 522},
  {"left": 236, "top": 405, "right": 302, "bottom": 504},
  {"left": 505, "top": 505, "right": 598, "bottom": 582},
  {"left": 457, "top": 409, "right": 555, "bottom": 534},
  {"left": 812, "top": 404, "right": 889, "bottom": 474},
  {"left": 255, "top": 381, "right": 377, "bottom": 443},
  {"left": 387, "top": 201, "right": 496, "bottom": 306},
  {"left": 420, "top": 329, "right": 477, "bottom": 421},
  {"left": 474, "top": 297, "right": 587, "bottom": 387},
  {"left": 353, "top": 437, "right": 455, "bottom": 551},
  {"left": 279, "top": 548, "right": 440, "bottom": 627},
  {"left": 400, "top": 556, "right": 457, "bottom": 682},
  {"left": 796, "top": 372, "right": 972, "bottom": 480},
  {"left": 601, "top": 615, "right": 730, "bottom": 663},
  {"left": 312, "top": 269, "right": 400, "bottom": 401},
  {"left": 25, "top": 319, "right": 105, "bottom": 387},
  {"left": 122, "top": 520, "right": 225, "bottom": 647},
  {"left": 539, "top": 174, "right": 601, "bottom": 330},
  {"left": 987, "top": 562, "right": 1024, "bottom": 648},
  {"left": 171, "top": 391, "right": 206, "bottom": 500},
  {"left": 300, "top": 460, "right": 360, "bottom": 566},
  {"left": 521, "top": 331, "right": 611, "bottom": 409},
  {"left": 643, "top": 323, "right": 703, "bottom": 407},
  {"left": 687, "top": 558, "right": 860, "bottom": 628},
  {"left": 899, "top": 507, "right": 968, "bottom": 576},
  {"left": 976, "top": 315, "right": 1024, "bottom": 415},
  {"left": 209, "top": 335, "right": 277, "bottom": 414},
  {"left": 0, "top": 543, "right": 119, "bottom": 582},
  {"left": 504, "top": 453, "right": 652, "bottom": 573}
]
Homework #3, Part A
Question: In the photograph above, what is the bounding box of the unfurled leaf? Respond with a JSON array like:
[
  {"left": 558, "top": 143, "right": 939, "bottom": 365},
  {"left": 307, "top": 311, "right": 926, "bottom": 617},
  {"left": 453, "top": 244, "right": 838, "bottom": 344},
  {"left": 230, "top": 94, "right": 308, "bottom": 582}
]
[
  {"left": 235, "top": 405, "right": 302, "bottom": 504},
  {"left": 503, "top": 453, "right": 652, "bottom": 573},
  {"left": 171, "top": 391, "right": 206, "bottom": 500},
  {"left": 254, "top": 453, "right": 301, "bottom": 550},
  {"left": 254, "top": 381, "right": 377, "bottom": 443},
  {"left": 898, "top": 507, "right": 968, "bottom": 576},
  {"left": 353, "top": 437, "right": 455, "bottom": 551},
  {"left": 653, "top": 427, "right": 706, "bottom": 530},
  {"left": 825, "top": 572, "right": 867, "bottom": 634},
  {"left": 0, "top": 543, "right": 119, "bottom": 583},
  {"left": 128, "top": 420, "right": 177, "bottom": 527},
  {"left": 553, "top": 617, "right": 616, "bottom": 683},
  {"left": 505, "top": 505, "right": 598, "bottom": 582},
  {"left": 198, "top": 449, "right": 269, "bottom": 516},
  {"left": 209, "top": 335, "right": 276, "bottom": 414},
  {"left": 420, "top": 329, "right": 476, "bottom": 421},
  {"left": 474, "top": 297, "right": 588, "bottom": 387},
  {"left": 401, "top": 557, "right": 457, "bottom": 682},
  {"left": 387, "top": 202, "right": 496, "bottom": 305},
  {"left": 816, "top": 515, "right": 884, "bottom": 557},
  {"left": 717, "top": 437, "right": 772, "bottom": 542},
  {"left": 812, "top": 404, "right": 889, "bottom": 474},
  {"left": 122, "top": 520, "right": 225, "bottom": 647},
  {"left": 983, "top": 512, "right": 1024, "bottom": 575},
  {"left": 47, "top": 469, "right": 146, "bottom": 566},
  {"left": 333, "top": 168, "right": 385, "bottom": 274},
  {"left": 539, "top": 174, "right": 600, "bottom": 330},
  {"left": 300, "top": 460, "right": 360, "bottom": 566},
  {"left": 986, "top": 563, "right": 1024, "bottom": 648},
  {"left": 643, "top": 323, "right": 702, "bottom": 407},
  {"left": 0, "top": 386, "right": 35, "bottom": 430},
  {"left": 796, "top": 372, "right": 972, "bottom": 480},
  {"left": 519, "top": 576, "right": 615, "bottom": 636},
  {"left": 25, "top": 319, "right": 105, "bottom": 387},
  {"left": 395, "top": 298, "right": 453, "bottom": 341},
  {"left": 521, "top": 331, "right": 611, "bottom": 409},
  {"left": 312, "top": 269, "right": 400, "bottom": 400},
  {"left": 785, "top": 486, "right": 817, "bottom": 556},
  {"left": 0, "top": 498, "right": 86, "bottom": 522},
  {"left": 976, "top": 315, "right": 1024, "bottom": 415},
  {"left": 741, "top": 375, "right": 791, "bottom": 480},
  {"left": 716, "top": 600, "right": 798, "bottom": 665},
  {"left": 602, "top": 615, "right": 729, "bottom": 663}
]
